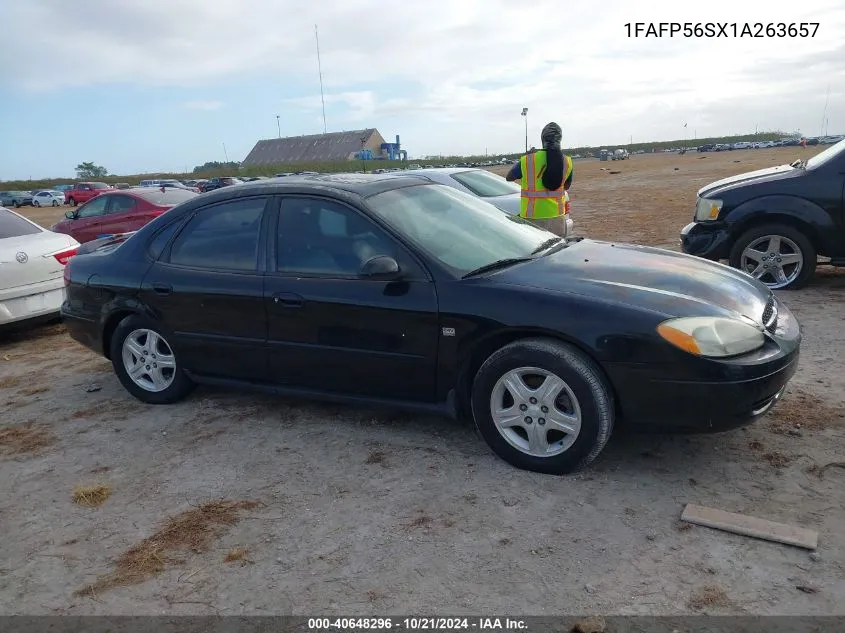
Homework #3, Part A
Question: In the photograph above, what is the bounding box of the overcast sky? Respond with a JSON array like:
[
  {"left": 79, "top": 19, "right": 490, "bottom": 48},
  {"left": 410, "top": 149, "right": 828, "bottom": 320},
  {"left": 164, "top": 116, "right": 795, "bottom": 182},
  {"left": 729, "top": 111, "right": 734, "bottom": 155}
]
[{"left": 2, "top": 0, "right": 844, "bottom": 179}]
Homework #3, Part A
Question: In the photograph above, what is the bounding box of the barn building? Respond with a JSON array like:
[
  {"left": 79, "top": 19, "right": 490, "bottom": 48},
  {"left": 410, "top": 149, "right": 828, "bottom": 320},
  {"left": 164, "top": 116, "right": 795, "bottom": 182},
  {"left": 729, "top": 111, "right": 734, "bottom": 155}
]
[{"left": 241, "top": 128, "right": 404, "bottom": 166}]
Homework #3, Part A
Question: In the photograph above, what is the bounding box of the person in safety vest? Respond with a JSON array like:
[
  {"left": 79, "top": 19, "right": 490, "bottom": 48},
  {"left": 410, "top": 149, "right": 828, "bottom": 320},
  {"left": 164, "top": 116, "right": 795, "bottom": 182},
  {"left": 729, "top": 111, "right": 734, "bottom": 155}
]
[{"left": 505, "top": 122, "right": 573, "bottom": 236}]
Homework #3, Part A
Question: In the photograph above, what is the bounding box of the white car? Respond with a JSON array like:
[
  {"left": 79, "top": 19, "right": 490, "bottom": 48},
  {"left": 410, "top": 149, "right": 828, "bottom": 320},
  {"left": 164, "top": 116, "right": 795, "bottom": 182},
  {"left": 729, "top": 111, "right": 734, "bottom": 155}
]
[
  {"left": 0, "top": 206, "right": 80, "bottom": 328},
  {"left": 32, "top": 190, "right": 66, "bottom": 207},
  {"left": 392, "top": 167, "right": 574, "bottom": 236}
]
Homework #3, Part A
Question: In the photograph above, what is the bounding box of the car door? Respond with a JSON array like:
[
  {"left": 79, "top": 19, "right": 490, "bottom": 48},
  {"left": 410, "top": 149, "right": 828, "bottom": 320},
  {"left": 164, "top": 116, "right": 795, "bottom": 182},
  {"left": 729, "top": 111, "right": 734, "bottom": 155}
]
[
  {"left": 263, "top": 195, "right": 440, "bottom": 402},
  {"left": 138, "top": 195, "right": 270, "bottom": 381},
  {"left": 70, "top": 195, "right": 111, "bottom": 242},
  {"left": 101, "top": 194, "right": 141, "bottom": 235}
]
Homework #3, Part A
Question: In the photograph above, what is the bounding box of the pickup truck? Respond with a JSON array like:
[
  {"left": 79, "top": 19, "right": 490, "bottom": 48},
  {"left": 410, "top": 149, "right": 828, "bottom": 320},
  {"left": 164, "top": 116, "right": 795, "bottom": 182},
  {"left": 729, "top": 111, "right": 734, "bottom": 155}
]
[{"left": 64, "top": 182, "right": 112, "bottom": 207}]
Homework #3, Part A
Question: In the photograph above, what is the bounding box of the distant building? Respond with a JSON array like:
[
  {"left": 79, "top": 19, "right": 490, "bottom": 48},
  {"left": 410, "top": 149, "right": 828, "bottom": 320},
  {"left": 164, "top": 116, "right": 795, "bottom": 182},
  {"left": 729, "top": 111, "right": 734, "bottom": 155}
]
[{"left": 242, "top": 128, "right": 387, "bottom": 166}]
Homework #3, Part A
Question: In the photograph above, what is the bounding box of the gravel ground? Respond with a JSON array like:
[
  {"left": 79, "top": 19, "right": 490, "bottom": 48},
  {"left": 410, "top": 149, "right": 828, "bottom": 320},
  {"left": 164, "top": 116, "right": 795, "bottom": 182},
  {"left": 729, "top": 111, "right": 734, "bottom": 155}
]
[{"left": 2, "top": 148, "right": 843, "bottom": 616}]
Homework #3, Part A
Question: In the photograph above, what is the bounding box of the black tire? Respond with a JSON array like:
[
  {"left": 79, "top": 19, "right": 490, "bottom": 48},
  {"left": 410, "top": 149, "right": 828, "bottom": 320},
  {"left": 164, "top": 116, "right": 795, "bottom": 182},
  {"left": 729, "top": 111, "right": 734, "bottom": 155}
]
[
  {"left": 729, "top": 223, "right": 816, "bottom": 290},
  {"left": 110, "top": 314, "right": 194, "bottom": 404},
  {"left": 33, "top": 200, "right": 40, "bottom": 207},
  {"left": 13, "top": 201, "right": 20, "bottom": 208},
  {"left": 68, "top": 197, "right": 76, "bottom": 207},
  {"left": 470, "top": 338, "right": 614, "bottom": 475},
  {"left": 52, "top": 200, "right": 59, "bottom": 207}
]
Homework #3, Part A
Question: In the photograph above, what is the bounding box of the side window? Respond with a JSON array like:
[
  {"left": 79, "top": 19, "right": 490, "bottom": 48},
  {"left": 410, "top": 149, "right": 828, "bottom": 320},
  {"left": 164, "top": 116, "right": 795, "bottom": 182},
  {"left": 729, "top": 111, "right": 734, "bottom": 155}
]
[
  {"left": 107, "top": 195, "right": 137, "bottom": 214},
  {"left": 167, "top": 197, "right": 267, "bottom": 271},
  {"left": 80, "top": 184, "right": 91, "bottom": 191},
  {"left": 76, "top": 195, "right": 110, "bottom": 218},
  {"left": 276, "top": 197, "right": 417, "bottom": 278},
  {"left": 147, "top": 219, "right": 185, "bottom": 260}
]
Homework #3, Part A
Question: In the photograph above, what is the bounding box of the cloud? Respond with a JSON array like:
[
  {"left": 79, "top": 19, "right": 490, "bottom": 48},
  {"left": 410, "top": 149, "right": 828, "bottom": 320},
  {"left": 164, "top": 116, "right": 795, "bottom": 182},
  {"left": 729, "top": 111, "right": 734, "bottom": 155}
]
[
  {"left": 2, "top": 0, "right": 845, "bottom": 161},
  {"left": 181, "top": 100, "right": 225, "bottom": 111}
]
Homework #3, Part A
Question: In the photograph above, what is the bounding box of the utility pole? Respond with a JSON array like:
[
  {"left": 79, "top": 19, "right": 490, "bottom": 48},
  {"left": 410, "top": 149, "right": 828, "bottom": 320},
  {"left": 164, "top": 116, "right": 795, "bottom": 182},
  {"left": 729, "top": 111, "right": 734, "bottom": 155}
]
[
  {"left": 223, "top": 143, "right": 229, "bottom": 163},
  {"left": 276, "top": 115, "right": 281, "bottom": 138},
  {"left": 315, "top": 24, "right": 327, "bottom": 134}
]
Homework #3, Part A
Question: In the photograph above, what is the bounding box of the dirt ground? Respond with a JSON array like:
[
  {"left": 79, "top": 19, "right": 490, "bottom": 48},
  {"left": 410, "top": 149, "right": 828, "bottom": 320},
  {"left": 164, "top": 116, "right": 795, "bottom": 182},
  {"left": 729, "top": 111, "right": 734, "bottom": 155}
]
[{"left": 2, "top": 148, "right": 844, "bottom": 616}]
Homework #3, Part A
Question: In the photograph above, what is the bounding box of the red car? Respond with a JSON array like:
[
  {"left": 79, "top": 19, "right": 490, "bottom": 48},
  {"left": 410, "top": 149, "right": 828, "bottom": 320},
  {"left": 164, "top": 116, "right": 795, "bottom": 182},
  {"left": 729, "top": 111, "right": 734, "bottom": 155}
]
[
  {"left": 51, "top": 187, "right": 198, "bottom": 244},
  {"left": 64, "top": 182, "right": 112, "bottom": 206}
]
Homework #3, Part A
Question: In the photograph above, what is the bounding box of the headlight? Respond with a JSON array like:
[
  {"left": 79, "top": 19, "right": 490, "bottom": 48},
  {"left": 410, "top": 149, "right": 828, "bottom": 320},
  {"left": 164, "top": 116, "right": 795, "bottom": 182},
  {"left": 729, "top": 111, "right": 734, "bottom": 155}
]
[
  {"left": 695, "top": 197, "right": 723, "bottom": 221},
  {"left": 657, "top": 316, "right": 765, "bottom": 357}
]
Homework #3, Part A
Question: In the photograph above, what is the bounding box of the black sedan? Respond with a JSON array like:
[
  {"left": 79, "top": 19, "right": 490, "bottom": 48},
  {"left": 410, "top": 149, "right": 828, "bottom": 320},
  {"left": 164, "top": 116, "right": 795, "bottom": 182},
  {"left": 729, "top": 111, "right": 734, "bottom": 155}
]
[{"left": 61, "top": 174, "right": 801, "bottom": 474}]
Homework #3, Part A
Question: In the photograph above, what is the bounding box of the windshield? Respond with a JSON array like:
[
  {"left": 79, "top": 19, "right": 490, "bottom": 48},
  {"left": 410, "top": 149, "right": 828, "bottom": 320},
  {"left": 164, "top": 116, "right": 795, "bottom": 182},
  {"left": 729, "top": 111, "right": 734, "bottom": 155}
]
[
  {"left": 806, "top": 138, "right": 845, "bottom": 170},
  {"left": 451, "top": 169, "right": 520, "bottom": 197},
  {"left": 0, "top": 208, "right": 41, "bottom": 238},
  {"left": 90, "top": 182, "right": 110, "bottom": 189},
  {"left": 366, "top": 184, "right": 554, "bottom": 277}
]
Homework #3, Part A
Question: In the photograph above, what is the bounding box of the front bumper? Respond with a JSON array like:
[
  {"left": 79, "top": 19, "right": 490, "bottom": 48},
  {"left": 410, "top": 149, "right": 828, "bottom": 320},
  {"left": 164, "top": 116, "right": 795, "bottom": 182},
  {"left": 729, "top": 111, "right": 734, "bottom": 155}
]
[
  {"left": 680, "top": 221, "right": 731, "bottom": 260},
  {"left": 605, "top": 301, "right": 802, "bottom": 432}
]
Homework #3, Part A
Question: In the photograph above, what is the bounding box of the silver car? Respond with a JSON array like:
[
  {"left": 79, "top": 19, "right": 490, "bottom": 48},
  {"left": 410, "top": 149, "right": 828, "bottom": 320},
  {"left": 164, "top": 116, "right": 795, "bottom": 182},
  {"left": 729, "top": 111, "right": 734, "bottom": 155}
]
[{"left": 394, "top": 168, "right": 573, "bottom": 236}]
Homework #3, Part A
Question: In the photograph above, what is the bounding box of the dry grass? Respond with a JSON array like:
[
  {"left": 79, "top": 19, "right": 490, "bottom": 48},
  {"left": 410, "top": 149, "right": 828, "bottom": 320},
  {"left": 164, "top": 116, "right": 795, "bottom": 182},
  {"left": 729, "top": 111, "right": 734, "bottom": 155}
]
[
  {"left": 0, "top": 422, "right": 56, "bottom": 455},
  {"left": 17, "top": 385, "right": 49, "bottom": 397},
  {"left": 688, "top": 584, "right": 731, "bottom": 610},
  {"left": 364, "top": 450, "right": 388, "bottom": 465},
  {"left": 75, "top": 499, "right": 259, "bottom": 596},
  {"left": 404, "top": 513, "right": 434, "bottom": 531},
  {"left": 72, "top": 484, "right": 112, "bottom": 508},
  {"left": 768, "top": 388, "right": 845, "bottom": 434},
  {"left": 0, "top": 375, "right": 25, "bottom": 390},
  {"left": 68, "top": 400, "right": 144, "bottom": 422},
  {"left": 223, "top": 547, "right": 250, "bottom": 563}
]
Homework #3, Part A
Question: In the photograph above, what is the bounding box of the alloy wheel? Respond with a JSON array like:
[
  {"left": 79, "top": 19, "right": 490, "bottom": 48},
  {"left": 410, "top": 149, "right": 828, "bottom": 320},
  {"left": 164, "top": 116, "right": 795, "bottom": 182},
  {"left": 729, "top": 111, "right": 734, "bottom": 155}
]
[
  {"left": 740, "top": 234, "right": 803, "bottom": 289},
  {"left": 489, "top": 366, "right": 582, "bottom": 457},
  {"left": 121, "top": 328, "right": 177, "bottom": 392}
]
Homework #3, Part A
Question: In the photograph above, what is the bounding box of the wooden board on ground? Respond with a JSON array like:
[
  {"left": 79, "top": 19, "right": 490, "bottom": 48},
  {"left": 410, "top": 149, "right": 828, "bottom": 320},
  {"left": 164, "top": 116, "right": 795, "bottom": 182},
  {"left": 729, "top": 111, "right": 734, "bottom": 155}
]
[{"left": 681, "top": 503, "right": 818, "bottom": 550}]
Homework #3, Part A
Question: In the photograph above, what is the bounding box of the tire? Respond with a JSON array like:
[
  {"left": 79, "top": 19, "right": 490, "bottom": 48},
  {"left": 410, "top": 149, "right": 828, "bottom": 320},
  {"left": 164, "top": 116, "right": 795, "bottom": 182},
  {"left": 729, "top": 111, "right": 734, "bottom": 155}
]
[
  {"left": 13, "top": 201, "right": 20, "bottom": 208},
  {"left": 110, "top": 314, "right": 195, "bottom": 404},
  {"left": 52, "top": 200, "right": 59, "bottom": 207},
  {"left": 729, "top": 223, "right": 816, "bottom": 290},
  {"left": 470, "top": 338, "right": 614, "bottom": 475},
  {"left": 68, "top": 197, "right": 77, "bottom": 207},
  {"left": 33, "top": 200, "right": 40, "bottom": 207}
]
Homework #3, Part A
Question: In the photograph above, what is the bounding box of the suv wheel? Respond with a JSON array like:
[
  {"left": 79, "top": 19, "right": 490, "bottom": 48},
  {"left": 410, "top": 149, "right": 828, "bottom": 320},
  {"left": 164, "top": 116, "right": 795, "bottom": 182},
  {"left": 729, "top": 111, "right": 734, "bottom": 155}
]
[
  {"left": 729, "top": 223, "right": 816, "bottom": 290},
  {"left": 471, "top": 338, "right": 614, "bottom": 475},
  {"left": 110, "top": 315, "right": 195, "bottom": 404},
  {"left": 68, "top": 197, "right": 77, "bottom": 206}
]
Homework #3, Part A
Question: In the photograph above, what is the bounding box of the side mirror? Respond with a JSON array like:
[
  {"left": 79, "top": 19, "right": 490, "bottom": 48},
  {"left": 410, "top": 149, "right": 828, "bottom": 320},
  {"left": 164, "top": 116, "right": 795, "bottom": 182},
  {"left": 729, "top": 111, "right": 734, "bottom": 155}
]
[
  {"left": 360, "top": 255, "right": 402, "bottom": 281},
  {"left": 64, "top": 210, "right": 76, "bottom": 220}
]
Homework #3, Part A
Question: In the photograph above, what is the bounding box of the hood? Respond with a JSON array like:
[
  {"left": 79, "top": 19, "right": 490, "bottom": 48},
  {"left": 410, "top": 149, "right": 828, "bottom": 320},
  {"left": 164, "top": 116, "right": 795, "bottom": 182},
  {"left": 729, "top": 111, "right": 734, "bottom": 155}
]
[
  {"left": 697, "top": 164, "right": 800, "bottom": 197},
  {"left": 494, "top": 239, "right": 771, "bottom": 321}
]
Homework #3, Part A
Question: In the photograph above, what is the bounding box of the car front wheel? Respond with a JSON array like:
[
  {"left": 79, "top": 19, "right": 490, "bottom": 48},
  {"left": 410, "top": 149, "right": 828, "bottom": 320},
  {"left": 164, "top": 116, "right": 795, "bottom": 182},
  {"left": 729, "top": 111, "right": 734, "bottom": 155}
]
[
  {"left": 729, "top": 223, "right": 816, "bottom": 290},
  {"left": 33, "top": 200, "right": 40, "bottom": 207},
  {"left": 471, "top": 338, "right": 614, "bottom": 475},
  {"left": 68, "top": 197, "right": 76, "bottom": 206},
  {"left": 110, "top": 315, "right": 195, "bottom": 404}
]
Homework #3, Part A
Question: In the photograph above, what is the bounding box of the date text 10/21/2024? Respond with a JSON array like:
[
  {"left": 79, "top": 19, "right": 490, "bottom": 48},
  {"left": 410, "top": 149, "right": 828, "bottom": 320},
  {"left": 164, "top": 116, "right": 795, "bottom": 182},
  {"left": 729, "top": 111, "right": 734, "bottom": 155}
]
[
  {"left": 308, "top": 618, "right": 528, "bottom": 630},
  {"left": 624, "top": 22, "right": 820, "bottom": 38}
]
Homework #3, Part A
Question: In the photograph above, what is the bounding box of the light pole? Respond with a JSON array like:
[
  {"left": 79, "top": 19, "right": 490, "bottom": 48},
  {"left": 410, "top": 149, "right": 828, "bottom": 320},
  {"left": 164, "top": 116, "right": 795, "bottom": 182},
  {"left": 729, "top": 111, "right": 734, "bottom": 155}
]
[
  {"left": 521, "top": 107, "right": 528, "bottom": 153},
  {"left": 276, "top": 115, "right": 281, "bottom": 138},
  {"left": 360, "top": 136, "right": 368, "bottom": 172}
]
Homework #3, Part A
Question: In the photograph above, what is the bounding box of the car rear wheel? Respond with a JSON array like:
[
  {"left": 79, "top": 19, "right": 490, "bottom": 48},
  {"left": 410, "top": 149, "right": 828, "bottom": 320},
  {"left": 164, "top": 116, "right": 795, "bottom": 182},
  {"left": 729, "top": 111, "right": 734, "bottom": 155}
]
[
  {"left": 729, "top": 223, "right": 816, "bottom": 290},
  {"left": 471, "top": 338, "right": 614, "bottom": 474},
  {"left": 110, "top": 315, "right": 194, "bottom": 404}
]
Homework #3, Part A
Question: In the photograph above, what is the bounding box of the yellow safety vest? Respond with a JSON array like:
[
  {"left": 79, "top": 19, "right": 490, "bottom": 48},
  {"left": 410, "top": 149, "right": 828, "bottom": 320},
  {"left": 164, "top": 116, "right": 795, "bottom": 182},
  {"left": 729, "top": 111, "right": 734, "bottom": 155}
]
[{"left": 519, "top": 150, "right": 573, "bottom": 219}]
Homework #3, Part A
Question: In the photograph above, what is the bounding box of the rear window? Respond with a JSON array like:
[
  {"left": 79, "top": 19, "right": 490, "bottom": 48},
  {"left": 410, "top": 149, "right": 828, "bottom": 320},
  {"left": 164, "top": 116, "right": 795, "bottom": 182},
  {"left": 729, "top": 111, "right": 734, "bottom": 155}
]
[
  {"left": 0, "top": 208, "right": 41, "bottom": 238},
  {"left": 451, "top": 170, "right": 520, "bottom": 197},
  {"left": 134, "top": 188, "right": 198, "bottom": 205}
]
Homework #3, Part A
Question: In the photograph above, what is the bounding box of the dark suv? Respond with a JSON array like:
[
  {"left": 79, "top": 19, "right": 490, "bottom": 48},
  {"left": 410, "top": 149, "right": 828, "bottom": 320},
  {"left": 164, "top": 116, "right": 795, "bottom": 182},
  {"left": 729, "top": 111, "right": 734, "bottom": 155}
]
[
  {"left": 680, "top": 138, "right": 845, "bottom": 289},
  {"left": 200, "top": 177, "right": 243, "bottom": 193}
]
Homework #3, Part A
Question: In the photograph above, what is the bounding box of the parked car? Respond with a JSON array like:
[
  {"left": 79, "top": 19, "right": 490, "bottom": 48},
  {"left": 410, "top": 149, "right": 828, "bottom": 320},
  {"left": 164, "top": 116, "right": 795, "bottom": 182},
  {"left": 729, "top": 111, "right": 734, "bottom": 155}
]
[
  {"left": 393, "top": 168, "right": 573, "bottom": 236},
  {"left": 680, "top": 137, "right": 845, "bottom": 289},
  {"left": 200, "top": 177, "right": 243, "bottom": 192},
  {"left": 32, "top": 190, "right": 66, "bottom": 207},
  {"left": 61, "top": 174, "right": 800, "bottom": 474},
  {"left": 64, "top": 182, "right": 111, "bottom": 207},
  {"left": 51, "top": 187, "right": 197, "bottom": 244},
  {"left": 0, "top": 206, "right": 79, "bottom": 329},
  {"left": 112, "top": 183, "right": 132, "bottom": 190},
  {"left": 0, "top": 190, "right": 34, "bottom": 208},
  {"left": 158, "top": 181, "right": 200, "bottom": 193}
]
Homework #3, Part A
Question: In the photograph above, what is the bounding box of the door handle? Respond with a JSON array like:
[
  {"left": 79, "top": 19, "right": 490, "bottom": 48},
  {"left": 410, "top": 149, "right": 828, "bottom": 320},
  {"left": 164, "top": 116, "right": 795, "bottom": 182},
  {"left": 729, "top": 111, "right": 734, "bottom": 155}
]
[
  {"left": 273, "top": 292, "right": 304, "bottom": 308},
  {"left": 152, "top": 283, "right": 172, "bottom": 296}
]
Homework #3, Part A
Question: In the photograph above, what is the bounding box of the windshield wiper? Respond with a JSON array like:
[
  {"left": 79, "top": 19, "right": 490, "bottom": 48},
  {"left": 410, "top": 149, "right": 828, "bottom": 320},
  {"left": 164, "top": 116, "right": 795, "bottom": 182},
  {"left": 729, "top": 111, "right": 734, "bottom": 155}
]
[
  {"left": 462, "top": 257, "right": 533, "bottom": 279},
  {"left": 530, "top": 237, "right": 563, "bottom": 255}
]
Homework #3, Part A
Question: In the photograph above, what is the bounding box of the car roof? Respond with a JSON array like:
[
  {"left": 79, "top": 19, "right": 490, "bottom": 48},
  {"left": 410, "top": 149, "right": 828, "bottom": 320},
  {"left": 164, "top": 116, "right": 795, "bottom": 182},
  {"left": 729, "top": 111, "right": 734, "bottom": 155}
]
[{"left": 232, "top": 172, "right": 433, "bottom": 197}]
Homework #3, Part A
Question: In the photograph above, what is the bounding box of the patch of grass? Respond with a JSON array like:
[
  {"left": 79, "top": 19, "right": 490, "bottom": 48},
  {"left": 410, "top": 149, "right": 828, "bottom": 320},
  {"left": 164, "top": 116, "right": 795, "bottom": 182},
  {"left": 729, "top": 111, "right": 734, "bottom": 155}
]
[
  {"left": 18, "top": 385, "right": 49, "bottom": 396},
  {"left": 223, "top": 547, "right": 249, "bottom": 563},
  {"left": 364, "top": 450, "right": 388, "bottom": 466},
  {"left": 75, "top": 499, "right": 258, "bottom": 596},
  {"left": 0, "top": 422, "right": 56, "bottom": 455},
  {"left": 768, "top": 387, "right": 844, "bottom": 434},
  {"left": 688, "top": 584, "right": 731, "bottom": 610},
  {"left": 68, "top": 400, "right": 144, "bottom": 422},
  {"left": 0, "top": 375, "right": 25, "bottom": 390},
  {"left": 72, "top": 484, "right": 112, "bottom": 508},
  {"left": 90, "top": 466, "right": 111, "bottom": 474},
  {"left": 404, "top": 513, "right": 433, "bottom": 531},
  {"left": 366, "top": 590, "right": 387, "bottom": 603}
]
